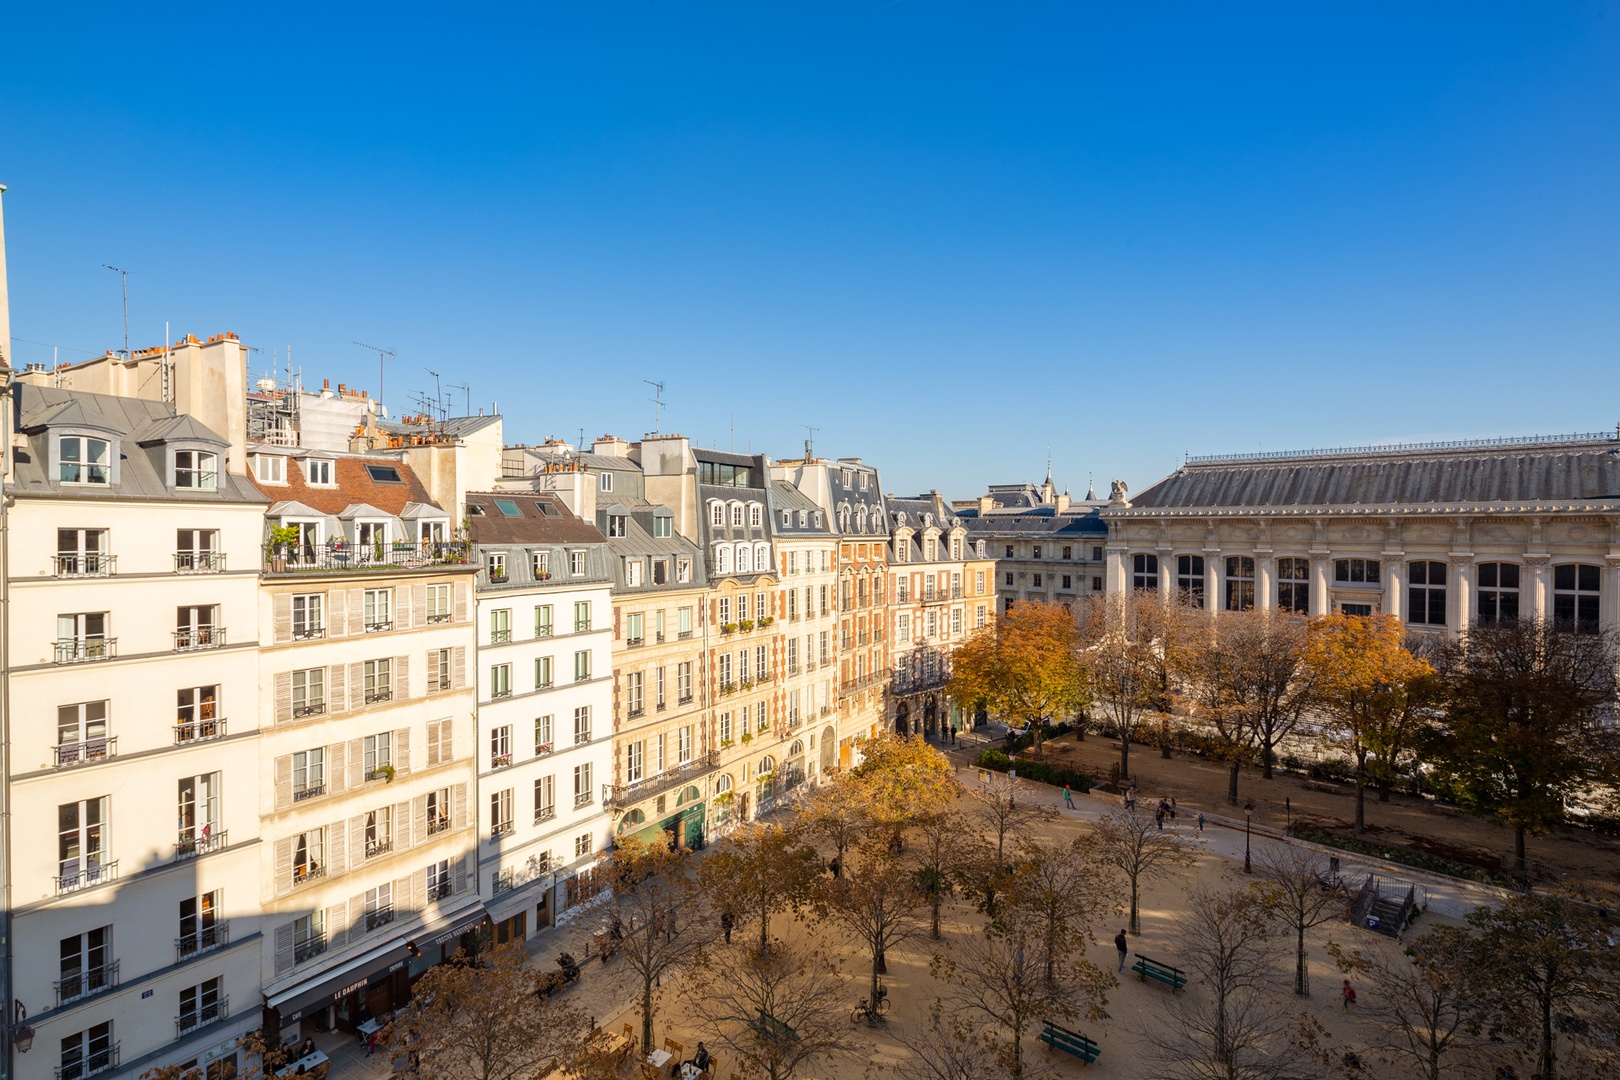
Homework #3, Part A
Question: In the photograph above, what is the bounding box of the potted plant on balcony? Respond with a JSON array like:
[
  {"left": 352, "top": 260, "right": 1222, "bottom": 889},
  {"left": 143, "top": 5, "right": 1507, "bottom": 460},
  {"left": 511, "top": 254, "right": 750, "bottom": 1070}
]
[
  {"left": 740, "top": 731, "right": 753, "bottom": 744},
  {"left": 721, "top": 623, "right": 738, "bottom": 635},
  {"left": 739, "top": 618, "right": 755, "bottom": 632},
  {"left": 758, "top": 616, "right": 774, "bottom": 628},
  {"left": 268, "top": 524, "right": 300, "bottom": 572},
  {"left": 375, "top": 764, "right": 396, "bottom": 784}
]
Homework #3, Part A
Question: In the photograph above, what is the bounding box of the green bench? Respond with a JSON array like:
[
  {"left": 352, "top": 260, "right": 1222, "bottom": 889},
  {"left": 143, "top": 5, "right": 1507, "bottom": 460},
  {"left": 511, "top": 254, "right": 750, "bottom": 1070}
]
[
  {"left": 751, "top": 1010, "right": 799, "bottom": 1045},
  {"left": 1038, "top": 1020, "right": 1100, "bottom": 1064},
  {"left": 1131, "top": 954, "right": 1187, "bottom": 993}
]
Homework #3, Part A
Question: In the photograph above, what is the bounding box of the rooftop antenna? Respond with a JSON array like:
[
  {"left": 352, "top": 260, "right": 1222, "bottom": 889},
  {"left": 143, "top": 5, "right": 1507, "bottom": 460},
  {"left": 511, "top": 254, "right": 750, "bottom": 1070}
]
[
  {"left": 101, "top": 264, "right": 130, "bottom": 361},
  {"left": 425, "top": 368, "right": 444, "bottom": 424},
  {"left": 353, "top": 340, "right": 395, "bottom": 406},
  {"left": 803, "top": 425, "right": 818, "bottom": 460},
  {"left": 644, "top": 379, "right": 665, "bottom": 435},
  {"left": 578, "top": 427, "right": 585, "bottom": 451},
  {"left": 448, "top": 383, "right": 469, "bottom": 416}
]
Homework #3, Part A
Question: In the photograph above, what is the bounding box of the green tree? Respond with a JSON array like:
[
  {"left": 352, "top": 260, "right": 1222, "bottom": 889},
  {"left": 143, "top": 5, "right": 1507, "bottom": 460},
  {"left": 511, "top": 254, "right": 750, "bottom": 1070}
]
[
  {"left": 697, "top": 821, "right": 821, "bottom": 952},
  {"left": 947, "top": 600, "right": 1087, "bottom": 760},
  {"left": 1433, "top": 617, "right": 1619, "bottom": 872}
]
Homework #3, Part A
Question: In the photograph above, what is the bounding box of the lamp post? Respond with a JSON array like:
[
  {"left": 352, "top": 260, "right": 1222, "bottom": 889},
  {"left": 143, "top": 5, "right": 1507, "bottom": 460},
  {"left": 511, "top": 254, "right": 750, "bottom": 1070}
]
[{"left": 1243, "top": 800, "right": 1255, "bottom": 874}]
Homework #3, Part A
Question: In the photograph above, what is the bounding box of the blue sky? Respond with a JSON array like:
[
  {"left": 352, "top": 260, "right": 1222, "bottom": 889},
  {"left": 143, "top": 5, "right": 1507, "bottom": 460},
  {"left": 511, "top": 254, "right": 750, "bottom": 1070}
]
[{"left": 4, "top": 3, "right": 1618, "bottom": 498}]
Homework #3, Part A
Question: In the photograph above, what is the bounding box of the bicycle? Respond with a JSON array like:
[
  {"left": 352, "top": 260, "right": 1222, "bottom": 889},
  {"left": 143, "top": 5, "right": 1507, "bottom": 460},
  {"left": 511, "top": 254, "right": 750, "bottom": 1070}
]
[{"left": 851, "top": 986, "right": 891, "bottom": 1024}]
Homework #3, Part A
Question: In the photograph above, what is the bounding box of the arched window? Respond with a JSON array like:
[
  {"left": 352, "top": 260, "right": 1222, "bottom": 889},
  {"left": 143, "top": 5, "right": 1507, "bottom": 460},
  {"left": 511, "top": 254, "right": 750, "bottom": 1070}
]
[
  {"left": 1553, "top": 563, "right": 1601, "bottom": 632},
  {"left": 1277, "top": 557, "right": 1310, "bottom": 614},
  {"left": 758, "top": 755, "right": 776, "bottom": 773},
  {"left": 617, "top": 808, "right": 646, "bottom": 833},
  {"left": 710, "top": 502, "right": 724, "bottom": 527},
  {"left": 754, "top": 543, "right": 769, "bottom": 571},
  {"left": 1132, "top": 554, "right": 1158, "bottom": 591},
  {"left": 715, "top": 545, "right": 733, "bottom": 575},
  {"left": 749, "top": 504, "right": 762, "bottom": 527},
  {"left": 788, "top": 739, "right": 804, "bottom": 757},
  {"left": 1477, "top": 563, "right": 1520, "bottom": 624},
  {"left": 714, "top": 774, "right": 733, "bottom": 795},
  {"left": 1225, "top": 556, "right": 1255, "bottom": 611},
  {"left": 1176, "top": 555, "right": 1205, "bottom": 608},
  {"left": 1408, "top": 561, "right": 1447, "bottom": 626},
  {"left": 676, "top": 785, "right": 701, "bottom": 806},
  {"left": 730, "top": 503, "right": 745, "bottom": 526},
  {"left": 737, "top": 545, "right": 752, "bottom": 574}
]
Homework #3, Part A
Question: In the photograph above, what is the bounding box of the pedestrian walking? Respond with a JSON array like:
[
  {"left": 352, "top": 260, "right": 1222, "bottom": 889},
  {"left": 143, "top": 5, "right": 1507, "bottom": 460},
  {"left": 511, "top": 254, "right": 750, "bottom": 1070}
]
[
  {"left": 1114, "top": 929, "right": 1129, "bottom": 972},
  {"left": 720, "top": 909, "right": 735, "bottom": 945},
  {"left": 1196, "top": 812, "right": 1205, "bottom": 833},
  {"left": 1063, "top": 784, "right": 1075, "bottom": 809},
  {"left": 1154, "top": 808, "right": 1165, "bottom": 830},
  {"left": 1169, "top": 797, "right": 1178, "bottom": 820},
  {"left": 1341, "top": 979, "right": 1357, "bottom": 1011}
]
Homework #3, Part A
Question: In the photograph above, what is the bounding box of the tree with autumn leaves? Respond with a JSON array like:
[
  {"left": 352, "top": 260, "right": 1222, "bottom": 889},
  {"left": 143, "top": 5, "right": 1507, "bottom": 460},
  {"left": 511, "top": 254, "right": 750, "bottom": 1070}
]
[{"left": 947, "top": 600, "right": 1088, "bottom": 761}]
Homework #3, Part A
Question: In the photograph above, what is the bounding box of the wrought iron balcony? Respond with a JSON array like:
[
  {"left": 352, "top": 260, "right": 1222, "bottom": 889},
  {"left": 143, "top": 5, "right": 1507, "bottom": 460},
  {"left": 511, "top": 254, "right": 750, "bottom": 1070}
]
[
  {"left": 55, "top": 737, "right": 116, "bottom": 767},
  {"left": 574, "top": 791, "right": 594, "bottom": 808},
  {"left": 54, "top": 1042, "right": 118, "bottom": 1080},
  {"left": 174, "top": 551, "right": 225, "bottom": 574},
  {"left": 363, "top": 687, "right": 393, "bottom": 705},
  {"left": 293, "top": 701, "right": 326, "bottom": 718},
  {"left": 533, "top": 806, "right": 555, "bottom": 824},
  {"left": 366, "top": 906, "right": 395, "bottom": 932},
  {"left": 491, "top": 628, "right": 511, "bottom": 643},
  {"left": 176, "top": 921, "right": 231, "bottom": 962},
  {"left": 55, "top": 638, "right": 116, "bottom": 664},
  {"left": 55, "top": 553, "right": 115, "bottom": 578},
  {"left": 173, "top": 626, "right": 225, "bottom": 651},
  {"left": 293, "top": 932, "right": 326, "bottom": 965},
  {"left": 365, "top": 839, "right": 394, "bottom": 859},
  {"left": 57, "top": 859, "right": 117, "bottom": 894},
  {"left": 292, "top": 622, "right": 325, "bottom": 640},
  {"left": 175, "top": 996, "right": 228, "bottom": 1038},
  {"left": 175, "top": 829, "right": 227, "bottom": 861},
  {"left": 175, "top": 717, "right": 226, "bottom": 744},
  {"left": 605, "top": 750, "right": 721, "bottom": 808},
  {"left": 55, "top": 960, "right": 120, "bottom": 1005},
  {"left": 293, "top": 782, "right": 326, "bottom": 803},
  {"left": 427, "top": 814, "right": 451, "bottom": 836},
  {"left": 428, "top": 879, "right": 453, "bottom": 901},
  {"left": 292, "top": 864, "right": 326, "bottom": 887},
  {"left": 264, "top": 541, "right": 471, "bottom": 575}
]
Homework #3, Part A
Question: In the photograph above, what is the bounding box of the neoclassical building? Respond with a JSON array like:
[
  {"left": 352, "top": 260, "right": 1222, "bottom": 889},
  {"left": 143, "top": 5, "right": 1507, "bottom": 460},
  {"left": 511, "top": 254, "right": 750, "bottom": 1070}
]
[{"left": 1099, "top": 432, "right": 1620, "bottom": 637}]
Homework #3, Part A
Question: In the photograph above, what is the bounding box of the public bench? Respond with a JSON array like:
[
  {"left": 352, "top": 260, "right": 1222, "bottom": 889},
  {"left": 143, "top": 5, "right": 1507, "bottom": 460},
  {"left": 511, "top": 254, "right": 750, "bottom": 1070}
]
[
  {"left": 751, "top": 1011, "right": 799, "bottom": 1044},
  {"left": 1038, "top": 1020, "right": 1100, "bottom": 1064},
  {"left": 1131, "top": 954, "right": 1188, "bottom": 993}
]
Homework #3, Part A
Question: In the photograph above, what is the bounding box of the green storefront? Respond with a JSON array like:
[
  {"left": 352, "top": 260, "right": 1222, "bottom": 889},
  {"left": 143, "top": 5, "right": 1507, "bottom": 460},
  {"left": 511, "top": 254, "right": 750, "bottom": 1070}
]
[{"left": 617, "top": 785, "right": 708, "bottom": 850}]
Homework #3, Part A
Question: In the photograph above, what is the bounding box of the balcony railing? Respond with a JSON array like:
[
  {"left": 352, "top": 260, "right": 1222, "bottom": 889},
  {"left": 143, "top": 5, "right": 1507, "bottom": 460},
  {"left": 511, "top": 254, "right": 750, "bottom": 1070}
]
[
  {"left": 293, "top": 782, "right": 326, "bottom": 802},
  {"left": 176, "top": 921, "right": 231, "bottom": 962},
  {"left": 55, "top": 960, "right": 120, "bottom": 1005},
  {"left": 574, "top": 791, "right": 593, "bottom": 808},
  {"left": 428, "top": 879, "right": 453, "bottom": 902},
  {"left": 627, "top": 707, "right": 644, "bottom": 720},
  {"left": 605, "top": 750, "right": 721, "bottom": 808},
  {"left": 427, "top": 815, "right": 451, "bottom": 836},
  {"left": 174, "top": 551, "right": 225, "bottom": 574},
  {"left": 491, "top": 628, "right": 511, "bottom": 643},
  {"left": 364, "top": 620, "right": 394, "bottom": 633},
  {"left": 293, "top": 701, "right": 326, "bottom": 719},
  {"left": 491, "top": 753, "right": 513, "bottom": 769},
  {"left": 366, "top": 906, "right": 395, "bottom": 932},
  {"left": 55, "top": 554, "right": 115, "bottom": 578},
  {"left": 575, "top": 620, "right": 592, "bottom": 633},
  {"left": 364, "top": 687, "right": 393, "bottom": 705},
  {"left": 427, "top": 612, "right": 453, "bottom": 624},
  {"left": 533, "top": 806, "right": 556, "bottom": 824},
  {"left": 536, "top": 624, "right": 554, "bottom": 638},
  {"left": 626, "top": 635, "right": 644, "bottom": 647},
  {"left": 57, "top": 860, "right": 117, "bottom": 894},
  {"left": 55, "top": 1042, "right": 119, "bottom": 1080},
  {"left": 175, "top": 717, "right": 226, "bottom": 744},
  {"left": 491, "top": 687, "right": 513, "bottom": 700},
  {"left": 175, "top": 830, "right": 227, "bottom": 861},
  {"left": 173, "top": 626, "right": 225, "bottom": 651},
  {"left": 55, "top": 638, "right": 116, "bottom": 664},
  {"left": 491, "top": 822, "right": 513, "bottom": 840},
  {"left": 56, "top": 737, "right": 116, "bottom": 767},
  {"left": 678, "top": 629, "right": 693, "bottom": 639},
  {"left": 292, "top": 864, "right": 326, "bottom": 887},
  {"left": 176, "top": 996, "right": 228, "bottom": 1038},
  {"left": 292, "top": 622, "right": 325, "bottom": 641},
  {"left": 293, "top": 933, "right": 326, "bottom": 965},
  {"left": 365, "top": 839, "right": 394, "bottom": 859},
  {"left": 264, "top": 541, "right": 471, "bottom": 575},
  {"left": 574, "top": 732, "right": 593, "bottom": 745}
]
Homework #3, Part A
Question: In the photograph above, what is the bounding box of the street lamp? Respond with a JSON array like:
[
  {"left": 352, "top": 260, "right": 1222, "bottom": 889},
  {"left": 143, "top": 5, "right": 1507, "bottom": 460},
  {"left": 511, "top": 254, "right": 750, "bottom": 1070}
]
[{"left": 1243, "top": 800, "right": 1255, "bottom": 874}]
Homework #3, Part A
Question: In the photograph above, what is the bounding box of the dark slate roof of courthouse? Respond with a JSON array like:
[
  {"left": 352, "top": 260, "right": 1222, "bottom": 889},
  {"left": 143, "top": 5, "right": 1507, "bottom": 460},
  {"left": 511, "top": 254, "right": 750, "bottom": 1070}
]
[{"left": 1122, "top": 433, "right": 1620, "bottom": 511}]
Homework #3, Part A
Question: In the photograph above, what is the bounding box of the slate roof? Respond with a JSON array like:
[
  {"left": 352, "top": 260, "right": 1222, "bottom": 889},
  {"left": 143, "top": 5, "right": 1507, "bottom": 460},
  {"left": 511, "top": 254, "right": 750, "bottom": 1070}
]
[
  {"left": 377, "top": 414, "right": 502, "bottom": 439},
  {"left": 766, "top": 481, "right": 832, "bottom": 536},
  {"left": 959, "top": 506, "right": 1110, "bottom": 536},
  {"left": 1125, "top": 437, "right": 1620, "bottom": 511},
  {"left": 10, "top": 384, "right": 265, "bottom": 504},
  {"left": 465, "top": 491, "right": 605, "bottom": 545}
]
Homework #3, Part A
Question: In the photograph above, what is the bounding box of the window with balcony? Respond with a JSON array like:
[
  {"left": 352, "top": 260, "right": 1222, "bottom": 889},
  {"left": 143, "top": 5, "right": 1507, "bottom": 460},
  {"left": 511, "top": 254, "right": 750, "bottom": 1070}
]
[
  {"left": 427, "top": 788, "right": 451, "bottom": 836},
  {"left": 527, "top": 657, "right": 549, "bottom": 692},
  {"left": 59, "top": 436, "right": 111, "bottom": 485},
  {"left": 536, "top": 604, "right": 554, "bottom": 637},
  {"left": 1554, "top": 563, "right": 1601, "bottom": 632},
  {"left": 177, "top": 976, "right": 226, "bottom": 1036},
  {"left": 292, "top": 911, "right": 326, "bottom": 965},
  {"left": 432, "top": 648, "right": 452, "bottom": 691},
  {"left": 535, "top": 713, "right": 554, "bottom": 754},
  {"left": 426, "top": 859, "right": 453, "bottom": 901},
  {"left": 364, "top": 884, "right": 394, "bottom": 931},
  {"left": 292, "top": 668, "right": 325, "bottom": 717},
  {"left": 574, "top": 601, "right": 592, "bottom": 632},
  {"left": 362, "top": 588, "right": 393, "bottom": 632},
  {"left": 574, "top": 705, "right": 592, "bottom": 744},
  {"left": 486, "top": 790, "right": 511, "bottom": 841},
  {"left": 58, "top": 927, "right": 115, "bottom": 1005},
  {"left": 56, "top": 612, "right": 112, "bottom": 663},
  {"left": 293, "top": 749, "right": 325, "bottom": 801},
  {"left": 676, "top": 661, "right": 694, "bottom": 704},
  {"left": 626, "top": 740, "right": 644, "bottom": 784},
  {"left": 293, "top": 828, "right": 325, "bottom": 884},
  {"left": 656, "top": 665, "right": 666, "bottom": 709},
  {"left": 177, "top": 686, "right": 222, "bottom": 743},
  {"left": 720, "top": 711, "right": 733, "bottom": 743},
  {"left": 364, "top": 732, "right": 393, "bottom": 779},
  {"left": 56, "top": 528, "right": 111, "bottom": 577},
  {"left": 59, "top": 1020, "right": 116, "bottom": 1080},
  {"left": 574, "top": 650, "right": 592, "bottom": 682},
  {"left": 56, "top": 701, "right": 111, "bottom": 766},
  {"left": 365, "top": 806, "right": 394, "bottom": 858},
  {"left": 626, "top": 672, "right": 645, "bottom": 718},
  {"left": 290, "top": 593, "right": 324, "bottom": 639},
  {"left": 1477, "top": 562, "right": 1521, "bottom": 624},
  {"left": 178, "top": 891, "right": 223, "bottom": 959},
  {"left": 1277, "top": 557, "right": 1310, "bottom": 614},
  {"left": 176, "top": 773, "right": 222, "bottom": 858},
  {"left": 363, "top": 659, "right": 392, "bottom": 704},
  {"left": 491, "top": 725, "right": 513, "bottom": 768},
  {"left": 427, "top": 584, "right": 451, "bottom": 623},
  {"left": 175, "top": 605, "right": 221, "bottom": 650},
  {"left": 58, "top": 797, "right": 109, "bottom": 892},
  {"left": 573, "top": 762, "right": 593, "bottom": 807},
  {"left": 534, "top": 775, "right": 555, "bottom": 823}
]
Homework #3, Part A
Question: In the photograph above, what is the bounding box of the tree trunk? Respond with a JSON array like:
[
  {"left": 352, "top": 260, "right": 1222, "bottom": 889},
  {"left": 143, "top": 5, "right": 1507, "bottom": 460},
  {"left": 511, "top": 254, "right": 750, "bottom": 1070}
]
[
  {"left": 1515, "top": 825, "right": 1527, "bottom": 876},
  {"left": 1354, "top": 752, "right": 1368, "bottom": 835},
  {"left": 1129, "top": 876, "right": 1140, "bottom": 934},
  {"left": 760, "top": 905, "right": 770, "bottom": 952},
  {"left": 641, "top": 978, "right": 655, "bottom": 1057},
  {"left": 1009, "top": 1013, "right": 1024, "bottom": 1079},
  {"left": 868, "top": 952, "right": 882, "bottom": 1024},
  {"left": 1541, "top": 992, "right": 1555, "bottom": 1080},
  {"left": 1260, "top": 741, "right": 1275, "bottom": 779},
  {"left": 1228, "top": 761, "right": 1240, "bottom": 806},
  {"left": 1295, "top": 923, "right": 1308, "bottom": 996},
  {"left": 1378, "top": 778, "right": 1391, "bottom": 803},
  {"left": 1033, "top": 720, "right": 1044, "bottom": 761},
  {"left": 930, "top": 896, "right": 942, "bottom": 941},
  {"left": 1120, "top": 733, "right": 1131, "bottom": 783}
]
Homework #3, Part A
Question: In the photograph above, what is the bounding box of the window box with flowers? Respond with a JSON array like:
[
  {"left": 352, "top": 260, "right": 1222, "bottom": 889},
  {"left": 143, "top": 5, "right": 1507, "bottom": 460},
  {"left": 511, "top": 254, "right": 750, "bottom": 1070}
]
[
  {"left": 739, "top": 619, "right": 755, "bottom": 633},
  {"left": 719, "top": 682, "right": 736, "bottom": 696},
  {"left": 721, "top": 623, "right": 738, "bottom": 635},
  {"left": 758, "top": 616, "right": 774, "bottom": 628},
  {"left": 492, "top": 753, "right": 513, "bottom": 769},
  {"left": 535, "top": 742, "right": 554, "bottom": 756},
  {"left": 740, "top": 731, "right": 753, "bottom": 744}
]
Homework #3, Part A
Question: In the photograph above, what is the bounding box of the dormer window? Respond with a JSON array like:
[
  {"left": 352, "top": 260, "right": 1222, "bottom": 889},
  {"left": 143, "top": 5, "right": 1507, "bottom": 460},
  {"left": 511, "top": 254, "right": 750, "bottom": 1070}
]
[
  {"left": 710, "top": 503, "right": 724, "bottom": 527},
  {"left": 176, "top": 450, "right": 219, "bottom": 491},
  {"left": 730, "top": 504, "right": 745, "bottom": 527},
  {"left": 305, "top": 459, "right": 334, "bottom": 486},
  {"left": 254, "top": 454, "right": 286, "bottom": 484},
  {"left": 653, "top": 516, "right": 672, "bottom": 539},
  {"left": 599, "top": 472, "right": 613, "bottom": 493},
  {"left": 781, "top": 510, "right": 792, "bottom": 528},
  {"left": 748, "top": 504, "right": 762, "bottom": 527},
  {"left": 59, "top": 437, "right": 110, "bottom": 485},
  {"left": 607, "top": 515, "right": 628, "bottom": 538},
  {"left": 798, "top": 510, "right": 807, "bottom": 527}
]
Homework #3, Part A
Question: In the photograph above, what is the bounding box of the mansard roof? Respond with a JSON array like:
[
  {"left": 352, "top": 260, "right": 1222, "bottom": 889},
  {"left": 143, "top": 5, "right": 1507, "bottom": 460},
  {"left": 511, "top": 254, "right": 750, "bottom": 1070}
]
[{"left": 1122, "top": 433, "right": 1620, "bottom": 512}]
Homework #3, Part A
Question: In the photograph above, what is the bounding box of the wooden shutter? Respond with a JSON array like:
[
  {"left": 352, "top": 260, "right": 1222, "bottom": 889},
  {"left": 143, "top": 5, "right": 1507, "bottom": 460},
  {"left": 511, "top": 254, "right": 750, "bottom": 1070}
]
[
  {"left": 410, "top": 868, "right": 426, "bottom": 912},
  {"left": 274, "top": 923, "right": 295, "bottom": 975},
  {"left": 349, "top": 663, "right": 365, "bottom": 707},
  {"left": 395, "top": 585, "right": 413, "bottom": 630},
  {"left": 274, "top": 755, "right": 293, "bottom": 811},
  {"left": 413, "top": 794, "right": 429, "bottom": 842},
  {"left": 394, "top": 800, "right": 412, "bottom": 851},
  {"left": 425, "top": 721, "right": 442, "bottom": 768},
  {"left": 453, "top": 854, "right": 468, "bottom": 895},
  {"left": 328, "top": 820, "right": 349, "bottom": 877},
  {"left": 350, "top": 893, "right": 368, "bottom": 937},
  {"left": 328, "top": 665, "right": 347, "bottom": 714},
  {"left": 328, "top": 590, "right": 348, "bottom": 637},
  {"left": 454, "top": 580, "right": 470, "bottom": 622},
  {"left": 274, "top": 837, "right": 294, "bottom": 896},
  {"left": 274, "top": 673, "right": 293, "bottom": 724},
  {"left": 328, "top": 741, "right": 347, "bottom": 795},
  {"left": 273, "top": 594, "right": 292, "bottom": 644},
  {"left": 394, "top": 655, "right": 410, "bottom": 702},
  {"left": 452, "top": 646, "right": 467, "bottom": 690},
  {"left": 347, "top": 739, "right": 364, "bottom": 789},
  {"left": 350, "top": 815, "right": 366, "bottom": 869},
  {"left": 438, "top": 719, "right": 453, "bottom": 763},
  {"left": 453, "top": 782, "right": 468, "bottom": 829},
  {"left": 326, "top": 905, "right": 350, "bottom": 951},
  {"left": 412, "top": 585, "right": 427, "bottom": 628},
  {"left": 394, "top": 727, "right": 411, "bottom": 777},
  {"left": 348, "top": 589, "right": 365, "bottom": 630}
]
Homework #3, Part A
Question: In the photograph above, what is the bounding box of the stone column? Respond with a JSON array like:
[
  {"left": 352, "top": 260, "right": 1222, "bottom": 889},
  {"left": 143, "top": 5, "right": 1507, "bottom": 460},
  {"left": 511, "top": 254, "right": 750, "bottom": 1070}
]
[
  {"left": 1309, "top": 557, "right": 1331, "bottom": 616},
  {"left": 1207, "top": 552, "right": 1224, "bottom": 613},
  {"left": 1157, "top": 547, "right": 1174, "bottom": 607},
  {"left": 1255, "top": 553, "right": 1275, "bottom": 613},
  {"left": 1105, "top": 545, "right": 1126, "bottom": 595},
  {"left": 1603, "top": 558, "right": 1620, "bottom": 634},
  {"left": 1450, "top": 557, "right": 1474, "bottom": 639},
  {"left": 1382, "top": 552, "right": 1405, "bottom": 621},
  {"left": 1526, "top": 556, "right": 1551, "bottom": 622}
]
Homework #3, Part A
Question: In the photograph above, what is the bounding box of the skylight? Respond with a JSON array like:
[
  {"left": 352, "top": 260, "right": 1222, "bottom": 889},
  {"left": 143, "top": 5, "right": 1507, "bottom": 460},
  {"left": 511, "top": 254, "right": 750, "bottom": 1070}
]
[
  {"left": 495, "top": 499, "right": 522, "bottom": 517},
  {"left": 365, "top": 464, "right": 403, "bottom": 484}
]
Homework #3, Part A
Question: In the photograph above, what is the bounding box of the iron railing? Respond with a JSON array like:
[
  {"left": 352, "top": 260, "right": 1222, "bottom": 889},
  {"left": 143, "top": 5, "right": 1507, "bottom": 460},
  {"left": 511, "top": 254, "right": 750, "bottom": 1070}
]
[
  {"left": 55, "top": 638, "right": 116, "bottom": 664},
  {"left": 175, "top": 830, "right": 227, "bottom": 861},
  {"left": 176, "top": 921, "right": 230, "bottom": 962},
  {"left": 55, "top": 554, "right": 115, "bottom": 577},
  {"left": 293, "top": 933, "right": 326, "bottom": 965},
  {"left": 264, "top": 541, "right": 471, "bottom": 574},
  {"left": 173, "top": 626, "right": 225, "bottom": 651},
  {"left": 174, "top": 551, "right": 225, "bottom": 573},
  {"left": 55, "top": 1042, "right": 118, "bottom": 1080},
  {"left": 175, "top": 717, "right": 226, "bottom": 744},
  {"left": 56, "top": 737, "right": 116, "bottom": 766},
  {"left": 54, "top": 961, "right": 119, "bottom": 1005},
  {"left": 1188, "top": 430, "right": 1619, "bottom": 465},
  {"left": 57, "top": 860, "right": 117, "bottom": 894},
  {"left": 175, "top": 995, "right": 228, "bottom": 1037},
  {"left": 605, "top": 751, "right": 720, "bottom": 808}
]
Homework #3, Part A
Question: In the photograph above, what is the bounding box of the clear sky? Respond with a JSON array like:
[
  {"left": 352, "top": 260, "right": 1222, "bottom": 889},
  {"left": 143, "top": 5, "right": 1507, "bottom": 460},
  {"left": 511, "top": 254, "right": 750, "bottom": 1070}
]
[{"left": 4, "top": 3, "right": 1618, "bottom": 499}]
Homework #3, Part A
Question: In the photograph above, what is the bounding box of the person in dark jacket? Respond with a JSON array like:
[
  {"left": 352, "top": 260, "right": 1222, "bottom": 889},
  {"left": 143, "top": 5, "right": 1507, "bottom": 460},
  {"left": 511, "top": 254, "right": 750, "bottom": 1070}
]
[{"left": 1114, "top": 929, "right": 1129, "bottom": 972}]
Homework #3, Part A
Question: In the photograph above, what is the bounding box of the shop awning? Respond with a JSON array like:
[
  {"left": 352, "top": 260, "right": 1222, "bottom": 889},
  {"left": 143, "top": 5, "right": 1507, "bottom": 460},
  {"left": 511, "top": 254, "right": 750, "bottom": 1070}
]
[
  {"left": 410, "top": 902, "right": 490, "bottom": 952},
  {"left": 267, "top": 940, "right": 411, "bottom": 1025}
]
